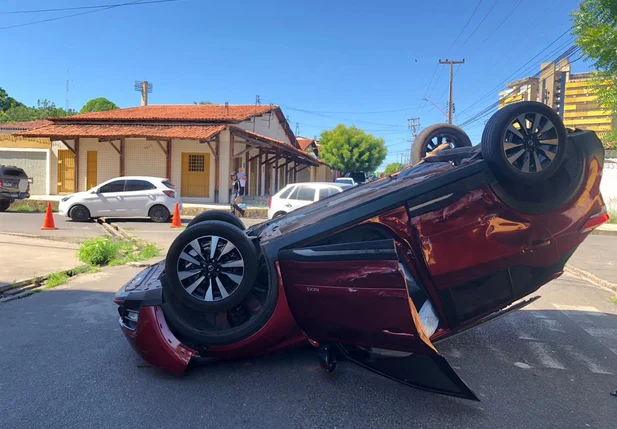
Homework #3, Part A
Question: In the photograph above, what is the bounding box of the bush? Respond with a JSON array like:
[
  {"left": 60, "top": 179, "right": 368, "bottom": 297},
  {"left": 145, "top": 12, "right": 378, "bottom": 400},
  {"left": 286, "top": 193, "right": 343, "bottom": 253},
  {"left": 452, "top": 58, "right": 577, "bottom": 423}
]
[
  {"left": 78, "top": 237, "right": 120, "bottom": 266},
  {"left": 77, "top": 237, "right": 160, "bottom": 266},
  {"left": 45, "top": 271, "right": 69, "bottom": 289}
]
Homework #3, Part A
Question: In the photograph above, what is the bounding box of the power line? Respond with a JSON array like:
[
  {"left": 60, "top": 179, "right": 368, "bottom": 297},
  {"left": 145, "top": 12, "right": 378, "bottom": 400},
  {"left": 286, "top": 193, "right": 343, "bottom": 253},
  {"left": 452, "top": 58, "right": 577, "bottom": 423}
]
[
  {"left": 0, "top": 0, "right": 181, "bottom": 30},
  {"left": 476, "top": 0, "right": 524, "bottom": 50},
  {"left": 448, "top": 0, "right": 484, "bottom": 52},
  {"left": 0, "top": 0, "right": 179, "bottom": 14},
  {"left": 456, "top": 0, "right": 501, "bottom": 51}
]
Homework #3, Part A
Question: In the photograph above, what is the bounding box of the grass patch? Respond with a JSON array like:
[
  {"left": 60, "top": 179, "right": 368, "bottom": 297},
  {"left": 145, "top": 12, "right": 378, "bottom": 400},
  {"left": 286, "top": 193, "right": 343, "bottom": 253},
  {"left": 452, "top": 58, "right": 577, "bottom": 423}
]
[
  {"left": 78, "top": 236, "right": 160, "bottom": 267},
  {"left": 7, "top": 200, "right": 59, "bottom": 213},
  {"left": 611, "top": 296, "right": 617, "bottom": 306},
  {"left": 45, "top": 271, "right": 69, "bottom": 289}
]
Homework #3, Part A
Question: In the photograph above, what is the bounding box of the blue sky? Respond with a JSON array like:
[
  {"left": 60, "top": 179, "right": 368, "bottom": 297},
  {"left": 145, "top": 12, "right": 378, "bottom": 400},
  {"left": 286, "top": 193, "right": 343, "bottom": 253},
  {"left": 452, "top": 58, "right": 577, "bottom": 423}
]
[{"left": 1, "top": 0, "right": 591, "bottom": 168}]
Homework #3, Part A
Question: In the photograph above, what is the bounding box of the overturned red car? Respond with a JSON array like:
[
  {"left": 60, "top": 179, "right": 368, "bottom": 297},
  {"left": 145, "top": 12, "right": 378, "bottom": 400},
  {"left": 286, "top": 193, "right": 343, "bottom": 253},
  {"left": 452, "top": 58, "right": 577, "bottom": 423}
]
[{"left": 114, "top": 102, "right": 608, "bottom": 401}]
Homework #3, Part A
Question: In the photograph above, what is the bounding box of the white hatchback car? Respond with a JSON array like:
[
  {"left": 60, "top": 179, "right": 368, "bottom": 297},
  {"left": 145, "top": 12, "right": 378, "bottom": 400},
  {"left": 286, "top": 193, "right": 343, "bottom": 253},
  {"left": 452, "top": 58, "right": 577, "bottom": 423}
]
[
  {"left": 59, "top": 176, "right": 180, "bottom": 222},
  {"left": 267, "top": 182, "right": 343, "bottom": 219}
]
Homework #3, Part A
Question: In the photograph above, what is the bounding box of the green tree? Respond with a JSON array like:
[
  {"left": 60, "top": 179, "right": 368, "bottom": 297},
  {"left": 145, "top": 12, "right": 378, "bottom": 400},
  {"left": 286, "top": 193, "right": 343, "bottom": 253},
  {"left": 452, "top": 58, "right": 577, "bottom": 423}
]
[
  {"left": 80, "top": 97, "right": 119, "bottom": 113},
  {"left": 319, "top": 125, "right": 387, "bottom": 173},
  {"left": 0, "top": 87, "right": 24, "bottom": 112},
  {"left": 384, "top": 162, "right": 404, "bottom": 175},
  {"left": 572, "top": 0, "right": 617, "bottom": 148},
  {"left": 0, "top": 99, "right": 75, "bottom": 122}
]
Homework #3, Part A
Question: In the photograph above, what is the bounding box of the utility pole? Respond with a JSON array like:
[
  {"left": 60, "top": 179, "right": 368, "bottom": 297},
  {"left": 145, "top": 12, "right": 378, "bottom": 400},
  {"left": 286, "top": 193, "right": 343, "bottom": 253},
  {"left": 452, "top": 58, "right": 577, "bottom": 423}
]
[
  {"left": 408, "top": 117, "right": 420, "bottom": 165},
  {"left": 438, "top": 59, "right": 465, "bottom": 124}
]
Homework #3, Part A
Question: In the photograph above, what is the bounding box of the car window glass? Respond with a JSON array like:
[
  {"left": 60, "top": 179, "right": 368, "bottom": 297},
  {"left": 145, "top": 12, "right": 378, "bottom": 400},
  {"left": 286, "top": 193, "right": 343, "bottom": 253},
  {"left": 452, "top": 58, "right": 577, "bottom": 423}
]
[
  {"left": 329, "top": 187, "right": 342, "bottom": 196},
  {"left": 279, "top": 186, "right": 294, "bottom": 199},
  {"left": 318, "top": 187, "right": 330, "bottom": 200},
  {"left": 162, "top": 180, "right": 176, "bottom": 189},
  {"left": 288, "top": 186, "right": 300, "bottom": 200},
  {"left": 99, "top": 180, "right": 125, "bottom": 194},
  {"left": 296, "top": 186, "right": 316, "bottom": 201},
  {"left": 125, "top": 180, "right": 156, "bottom": 192}
]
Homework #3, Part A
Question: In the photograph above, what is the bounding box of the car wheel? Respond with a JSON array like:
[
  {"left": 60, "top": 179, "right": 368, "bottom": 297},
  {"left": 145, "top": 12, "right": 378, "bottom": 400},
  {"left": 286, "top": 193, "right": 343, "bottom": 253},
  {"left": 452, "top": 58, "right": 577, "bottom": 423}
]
[
  {"left": 0, "top": 199, "right": 10, "bottom": 212},
  {"left": 187, "top": 210, "right": 245, "bottom": 230},
  {"left": 149, "top": 205, "right": 170, "bottom": 223},
  {"left": 70, "top": 205, "right": 90, "bottom": 222},
  {"left": 273, "top": 211, "right": 286, "bottom": 219},
  {"left": 164, "top": 220, "right": 258, "bottom": 313},
  {"left": 481, "top": 101, "right": 567, "bottom": 184},
  {"left": 411, "top": 124, "right": 472, "bottom": 164}
]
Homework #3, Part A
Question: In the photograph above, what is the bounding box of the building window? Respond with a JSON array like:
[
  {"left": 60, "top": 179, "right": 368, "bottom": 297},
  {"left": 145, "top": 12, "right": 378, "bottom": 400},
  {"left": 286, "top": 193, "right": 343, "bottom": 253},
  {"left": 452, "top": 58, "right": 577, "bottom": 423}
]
[{"left": 188, "top": 154, "right": 205, "bottom": 172}]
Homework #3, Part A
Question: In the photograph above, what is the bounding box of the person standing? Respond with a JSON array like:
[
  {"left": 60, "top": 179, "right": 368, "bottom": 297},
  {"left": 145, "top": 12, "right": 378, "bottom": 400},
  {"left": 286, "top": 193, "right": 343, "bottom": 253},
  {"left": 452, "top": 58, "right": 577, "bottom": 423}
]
[{"left": 230, "top": 171, "right": 245, "bottom": 217}]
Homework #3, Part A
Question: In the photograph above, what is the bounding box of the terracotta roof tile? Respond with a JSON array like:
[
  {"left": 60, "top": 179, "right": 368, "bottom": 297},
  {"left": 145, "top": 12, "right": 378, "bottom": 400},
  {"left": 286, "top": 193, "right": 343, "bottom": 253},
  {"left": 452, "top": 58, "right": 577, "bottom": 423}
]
[
  {"left": 297, "top": 137, "right": 314, "bottom": 151},
  {"left": 52, "top": 105, "right": 277, "bottom": 123},
  {"left": 0, "top": 120, "right": 51, "bottom": 130},
  {"left": 17, "top": 124, "right": 225, "bottom": 140}
]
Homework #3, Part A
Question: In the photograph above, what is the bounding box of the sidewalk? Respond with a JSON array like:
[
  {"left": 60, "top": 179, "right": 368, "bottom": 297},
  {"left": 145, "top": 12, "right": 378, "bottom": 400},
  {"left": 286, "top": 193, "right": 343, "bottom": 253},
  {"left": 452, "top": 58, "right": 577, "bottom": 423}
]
[
  {"left": 567, "top": 234, "right": 617, "bottom": 289},
  {"left": 0, "top": 234, "right": 79, "bottom": 285}
]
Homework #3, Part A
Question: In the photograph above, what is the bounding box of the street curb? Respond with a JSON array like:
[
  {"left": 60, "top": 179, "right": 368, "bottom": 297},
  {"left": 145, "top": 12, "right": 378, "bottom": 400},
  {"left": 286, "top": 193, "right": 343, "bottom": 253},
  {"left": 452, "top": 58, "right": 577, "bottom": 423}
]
[
  {"left": 564, "top": 265, "right": 617, "bottom": 293},
  {"left": 591, "top": 228, "right": 617, "bottom": 236}
]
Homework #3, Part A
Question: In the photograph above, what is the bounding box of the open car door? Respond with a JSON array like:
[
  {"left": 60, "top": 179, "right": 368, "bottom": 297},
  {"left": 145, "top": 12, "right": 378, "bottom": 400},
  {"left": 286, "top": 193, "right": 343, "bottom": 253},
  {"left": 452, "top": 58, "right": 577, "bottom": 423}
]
[{"left": 278, "top": 239, "right": 478, "bottom": 401}]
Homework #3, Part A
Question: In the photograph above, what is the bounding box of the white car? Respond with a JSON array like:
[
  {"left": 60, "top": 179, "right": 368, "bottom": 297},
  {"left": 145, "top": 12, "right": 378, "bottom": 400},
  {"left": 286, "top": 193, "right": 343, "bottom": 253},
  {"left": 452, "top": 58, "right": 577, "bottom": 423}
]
[
  {"left": 59, "top": 176, "right": 180, "bottom": 223},
  {"left": 268, "top": 182, "right": 344, "bottom": 219},
  {"left": 334, "top": 177, "right": 357, "bottom": 188}
]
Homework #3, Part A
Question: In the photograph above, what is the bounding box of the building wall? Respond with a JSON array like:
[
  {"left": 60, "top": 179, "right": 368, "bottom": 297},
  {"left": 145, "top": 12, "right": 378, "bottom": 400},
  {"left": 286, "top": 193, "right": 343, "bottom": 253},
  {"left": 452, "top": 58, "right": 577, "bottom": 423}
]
[
  {"left": 0, "top": 135, "right": 50, "bottom": 149},
  {"left": 78, "top": 138, "right": 121, "bottom": 191},
  {"left": 171, "top": 138, "right": 216, "bottom": 202},
  {"left": 125, "top": 139, "right": 167, "bottom": 178},
  {"left": 237, "top": 114, "right": 292, "bottom": 145},
  {"left": 0, "top": 148, "right": 49, "bottom": 194},
  {"left": 563, "top": 77, "right": 614, "bottom": 135}
]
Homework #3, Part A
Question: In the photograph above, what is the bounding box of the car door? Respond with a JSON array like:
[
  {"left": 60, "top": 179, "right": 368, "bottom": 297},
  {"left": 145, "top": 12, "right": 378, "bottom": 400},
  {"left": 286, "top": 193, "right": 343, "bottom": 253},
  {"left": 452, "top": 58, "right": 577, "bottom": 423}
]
[
  {"left": 278, "top": 239, "right": 478, "bottom": 400},
  {"left": 86, "top": 179, "right": 127, "bottom": 216},
  {"left": 290, "top": 185, "right": 317, "bottom": 210},
  {"left": 123, "top": 179, "right": 156, "bottom": 215}
]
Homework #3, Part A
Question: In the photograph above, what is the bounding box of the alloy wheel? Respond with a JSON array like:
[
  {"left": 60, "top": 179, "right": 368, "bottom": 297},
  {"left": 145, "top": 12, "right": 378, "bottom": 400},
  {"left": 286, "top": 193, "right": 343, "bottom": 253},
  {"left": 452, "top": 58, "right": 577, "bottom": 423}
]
[
  {"left": 424, "top": 133, "right": 463, "bottom": 156},
  {"left": 176, "top": 235, "right": 245, "bottom": 302},
  {"left": 502, "top": 112, "right": 559, "bottom": 174}
]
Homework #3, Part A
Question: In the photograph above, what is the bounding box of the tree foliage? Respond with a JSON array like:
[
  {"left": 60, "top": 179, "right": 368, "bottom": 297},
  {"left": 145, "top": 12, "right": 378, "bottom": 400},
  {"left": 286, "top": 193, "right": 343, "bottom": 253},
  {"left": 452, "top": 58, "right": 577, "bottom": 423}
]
[
  {"left": 80, "top": 97, "right": 119, "bottom": 113},
  {"left": 319, "top": 125, "right": 387, "bottom": 173},
  {"left": 0, "top": 87, "right": 24, "bottom": 112},
  {"left": 0, "top": 99, "right": 76, "bottom": 122},
  {"left": 572, "top": 0, "right": 617, "bottom": 148},
  {"left": 384, "top": 162, "right": 404, "bottom": 175}
]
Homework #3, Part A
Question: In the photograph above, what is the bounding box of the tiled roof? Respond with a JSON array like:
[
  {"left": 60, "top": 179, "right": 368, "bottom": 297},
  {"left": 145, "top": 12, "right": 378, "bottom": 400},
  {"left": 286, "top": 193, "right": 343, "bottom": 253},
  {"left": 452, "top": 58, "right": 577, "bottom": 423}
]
[
  {"left": 17, "top": 123, "right": 225, "bottom": 140},
  {"left": 297, "top": 137, "right": 315, "bottom": 151},
  {"left": 0, "top": 120, "right": 51, "bottom": 130},
  {"left": 51, "top": 105, "right": 278, "bottom": 123}
]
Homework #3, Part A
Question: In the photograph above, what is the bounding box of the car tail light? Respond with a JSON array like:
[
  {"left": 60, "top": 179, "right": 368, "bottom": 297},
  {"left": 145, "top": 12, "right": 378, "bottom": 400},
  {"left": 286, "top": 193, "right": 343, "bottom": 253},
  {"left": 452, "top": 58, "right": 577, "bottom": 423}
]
[
  {"left": 268, "top": 197, "right": 272, "bottom": 209},
  {"left": 163, "top": 190, "right": 175, "bottom": 198},
  {"left": 0, "top": 180, "right": 3, "bottom": 188},
  {"left": 581, "top": 207, "right": 610, "bottom": 233}
]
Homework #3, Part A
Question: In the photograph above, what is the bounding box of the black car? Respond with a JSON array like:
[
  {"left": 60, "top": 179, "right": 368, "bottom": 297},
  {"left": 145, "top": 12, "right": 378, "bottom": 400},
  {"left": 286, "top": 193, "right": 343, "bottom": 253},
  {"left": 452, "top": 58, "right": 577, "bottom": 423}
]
[{"left": 0, "top": 165, "right": 30, "bottom": 212}]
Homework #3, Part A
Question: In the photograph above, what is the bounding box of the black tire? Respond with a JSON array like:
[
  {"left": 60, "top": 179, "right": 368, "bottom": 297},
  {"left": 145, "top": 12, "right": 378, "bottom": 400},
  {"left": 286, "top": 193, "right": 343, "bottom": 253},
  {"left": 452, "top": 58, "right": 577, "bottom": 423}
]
[
  {"left": 411, "top": 124, "right": 472, "bottom": 164},
  {"left": 272, "top": 211, "right": 286, "bottom": 219},
  {"left": 70, "top": 204, "right": 90, "bottom": 222},
  {"left": 164, "top": 221, "right": 258, "bottom": 313},
  {"left": 0, "top": 199, "right": 10, "bottom": 212},
  {"left": 481, "top": 101, "right": 567, "bottom": 185},
  {"left": 187, "top": 210, "right": 245, "bottom": 230},
  {"left": 149, "top": 205, "right": 170, "bottom": 223}
]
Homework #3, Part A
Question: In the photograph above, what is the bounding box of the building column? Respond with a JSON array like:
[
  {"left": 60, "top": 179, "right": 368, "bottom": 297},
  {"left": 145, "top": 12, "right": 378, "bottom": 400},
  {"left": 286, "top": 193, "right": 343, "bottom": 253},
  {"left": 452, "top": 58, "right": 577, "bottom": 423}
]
[
  {"left": 119, "top": 138, "right": 125, "bottom": 177},
  {"left": 74, "top": 138, "right": 80, "bottom": 192},
  {"left": 166, "top": 140, "right": 172, "bottom": 180}
]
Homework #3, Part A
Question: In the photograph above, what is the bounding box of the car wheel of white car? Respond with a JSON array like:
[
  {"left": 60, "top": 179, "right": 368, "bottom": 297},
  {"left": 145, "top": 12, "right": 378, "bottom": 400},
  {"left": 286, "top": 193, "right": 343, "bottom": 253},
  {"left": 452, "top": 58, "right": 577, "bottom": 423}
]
[
  {"left": 149, "top": 205, "right": 170, "bottom": 223},
  {"left": 70, "top": 205, "right": 90, "bottom": 222}
]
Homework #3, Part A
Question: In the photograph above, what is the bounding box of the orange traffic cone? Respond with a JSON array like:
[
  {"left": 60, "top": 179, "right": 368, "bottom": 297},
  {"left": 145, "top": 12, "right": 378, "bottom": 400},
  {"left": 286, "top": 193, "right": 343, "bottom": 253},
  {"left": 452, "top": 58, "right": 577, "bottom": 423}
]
[
  {"left": 41, "top": 202, "right": 57, "bottom": 230},
  {"left": 170, "top": 203, "right": 182, "bottom": 228}
]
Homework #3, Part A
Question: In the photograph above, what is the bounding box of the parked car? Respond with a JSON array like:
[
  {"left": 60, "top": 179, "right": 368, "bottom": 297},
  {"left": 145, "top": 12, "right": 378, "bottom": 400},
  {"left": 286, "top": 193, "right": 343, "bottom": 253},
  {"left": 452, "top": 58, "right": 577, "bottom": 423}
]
[
  {"left": 333, "top": 177, "right": 356, "bottom": 189},
  {"left": 59, "top": 176, "right": 180, "bottom": 222},
  {"left": 0, "top": 165, "right": 30, "bottom": 212},
  {"left": 114, "top": 102, "right": 608, "bottom": 401},
  {"left": 268, "top": 182, "right": 343, "bottom": 219},
  {"left": 344, "top": 171, "right": 369, "bottom": 184}
]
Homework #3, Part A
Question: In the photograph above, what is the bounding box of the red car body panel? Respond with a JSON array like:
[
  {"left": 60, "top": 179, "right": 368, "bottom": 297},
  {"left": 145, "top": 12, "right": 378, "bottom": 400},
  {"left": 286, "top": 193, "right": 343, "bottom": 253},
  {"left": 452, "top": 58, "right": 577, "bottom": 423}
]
[{"left": 120, "top": 306, "right": 197, "bottom": 375}]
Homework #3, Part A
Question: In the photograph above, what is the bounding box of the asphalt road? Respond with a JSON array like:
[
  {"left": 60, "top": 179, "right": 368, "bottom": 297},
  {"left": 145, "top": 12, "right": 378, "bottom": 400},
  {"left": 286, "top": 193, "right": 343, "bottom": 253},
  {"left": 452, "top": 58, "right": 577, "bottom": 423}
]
[
  {"left": 569, "top": 235, "right": 617, "bottom": 283},
  {"left": 107, "top": 217, "right": 267, "bottom": 250},
  {"left": 1, "top": 266, "right": 616, "bottom": 429},
  {"left": 0, "top": 212, "right": 104, "bottom": 243}
]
